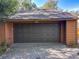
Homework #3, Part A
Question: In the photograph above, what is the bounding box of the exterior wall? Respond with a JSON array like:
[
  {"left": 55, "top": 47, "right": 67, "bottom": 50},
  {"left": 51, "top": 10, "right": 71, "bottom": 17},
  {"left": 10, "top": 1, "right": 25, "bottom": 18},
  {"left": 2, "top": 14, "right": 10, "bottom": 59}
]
[
  {"left": 0, "top": 20, "right": 77, "bottom": 46},
  {"left": 0, "top": 22, "right": 5, "bottom": 45},
  {"left": 66, "top": 20, "right": 77, "bottom": 46},
  {"left": 60, "top": 21, "right": 66, "bottom": 44},
  {"left": 5, "top": 22, "right": 13, "bottom": 45}
]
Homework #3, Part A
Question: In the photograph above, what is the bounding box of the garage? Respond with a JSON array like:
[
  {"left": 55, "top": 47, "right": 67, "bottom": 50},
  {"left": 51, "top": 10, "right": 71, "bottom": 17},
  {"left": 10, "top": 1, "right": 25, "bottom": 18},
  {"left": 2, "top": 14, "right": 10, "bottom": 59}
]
[
  {"left": 0, "top": 9, "right": 77, "bottom": 46},
  {"left": 14, "top": 23, "right": 60, "bottom": 43}
]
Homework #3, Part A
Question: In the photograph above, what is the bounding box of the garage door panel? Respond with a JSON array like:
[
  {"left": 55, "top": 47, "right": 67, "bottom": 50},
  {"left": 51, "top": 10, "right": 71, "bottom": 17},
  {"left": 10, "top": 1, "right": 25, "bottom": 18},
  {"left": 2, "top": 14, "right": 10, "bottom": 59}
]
[{"left": 14, "top": 23, "right": 60, "bottom": 43}]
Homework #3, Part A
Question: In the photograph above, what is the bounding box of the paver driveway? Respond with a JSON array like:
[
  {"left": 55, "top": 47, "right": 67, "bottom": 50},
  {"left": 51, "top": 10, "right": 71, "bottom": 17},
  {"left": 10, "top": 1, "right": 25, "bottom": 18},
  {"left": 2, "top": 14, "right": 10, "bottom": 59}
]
[{"left": 0, "top": 43, "right": 79, "bottom": 59}]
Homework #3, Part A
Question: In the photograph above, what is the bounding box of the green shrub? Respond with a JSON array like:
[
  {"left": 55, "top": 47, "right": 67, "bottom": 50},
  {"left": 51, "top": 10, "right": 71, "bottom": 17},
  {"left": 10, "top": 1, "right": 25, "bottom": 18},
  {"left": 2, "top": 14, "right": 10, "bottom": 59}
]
[
  {"left": 68, "top": 42, "right": 78, "bottom": 48},
  {"left": 0, "top": 42, "right": 7, "bottom": 55},
  {"left": 70, "top": 44, "right": 78, "bottom": 48},
  {"left": 0, "top": 47, "right": 6, "bottom": 55}
]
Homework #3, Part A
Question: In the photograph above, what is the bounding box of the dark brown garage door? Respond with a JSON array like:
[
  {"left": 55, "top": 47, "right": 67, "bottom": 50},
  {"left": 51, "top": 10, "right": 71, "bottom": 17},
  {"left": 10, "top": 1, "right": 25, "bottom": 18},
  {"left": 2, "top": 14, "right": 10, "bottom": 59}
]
[{"left": 14, "top": 23, "right": 60, "bottom": 43}]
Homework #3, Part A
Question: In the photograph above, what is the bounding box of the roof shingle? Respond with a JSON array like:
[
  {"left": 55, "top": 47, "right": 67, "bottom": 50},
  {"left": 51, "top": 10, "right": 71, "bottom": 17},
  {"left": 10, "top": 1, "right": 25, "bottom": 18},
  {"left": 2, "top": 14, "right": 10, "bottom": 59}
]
[{"left": 8, "top": 9, "right": 77, "bottom": 20}]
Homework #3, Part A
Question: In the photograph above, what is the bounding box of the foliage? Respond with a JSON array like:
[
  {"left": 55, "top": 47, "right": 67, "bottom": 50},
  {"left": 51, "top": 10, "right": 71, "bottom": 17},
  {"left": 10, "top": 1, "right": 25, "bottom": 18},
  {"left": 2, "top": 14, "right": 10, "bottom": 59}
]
[
  {"left": 0, "top": 42, "right": 7, "bottom": 56},
  {"left": 69, "top": 44, "right": 78, "bottom": 48},
  {"left": 22, "top": 0, "right": 37, "bottom": 10},
  {"left": 32, "top": 3, "right": 37, "bottom": 9},
  {"left": 22, "top": 1, "right": 32, "bottom": 10},
  {"left": 0, "top": 0, "right": 19, "bottom": 16},
  {"left": 68, "top": 42, "right": 78, "bottom": 48},
  {"left": 42, "top": 1, "right": 57, "bottom": 9}
]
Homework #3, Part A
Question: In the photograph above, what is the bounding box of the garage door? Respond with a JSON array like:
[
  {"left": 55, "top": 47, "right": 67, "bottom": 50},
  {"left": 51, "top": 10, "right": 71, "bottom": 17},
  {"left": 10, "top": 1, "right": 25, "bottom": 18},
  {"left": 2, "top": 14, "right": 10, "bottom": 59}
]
[{"left": 14, "top": 23, "right": 60, "bottom": 43}]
